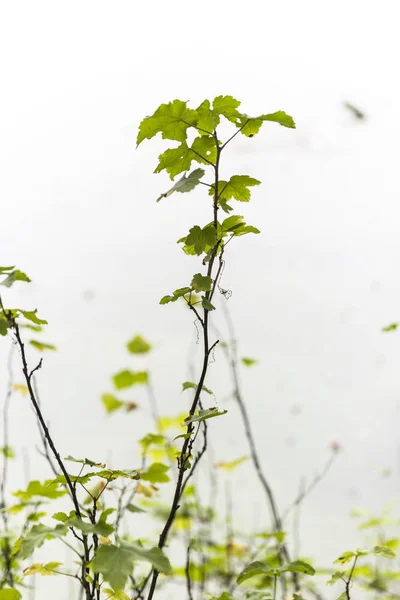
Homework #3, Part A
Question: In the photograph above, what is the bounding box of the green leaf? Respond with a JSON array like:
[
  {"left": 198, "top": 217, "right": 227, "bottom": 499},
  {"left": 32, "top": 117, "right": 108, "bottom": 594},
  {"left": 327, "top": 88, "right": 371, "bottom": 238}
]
[
  {"left": 29, "top": 340, "right": 56, "bottom": 352},
  {"left": 13, "top": 480, "right": 67, "bottom": 501},
  {"left": 184, "top": 407, "right": 227, "bottom": 425},
  {"left": 326, "top": 571, "right": 346, "bottom": 585},
  {"left": 103, "top": 589, "right": 130, "bottom": 600},
  {"left": 16, "top": 523, "right": 68, "bottom": 559},
  {"left": 211, "top": 175, "right": 261, "bottom": 203},
  {"left": 160, "top": 286, "right": 192, "bottom": 305},
  {"left": 0, "top": 589, "right": 22, "bottom": 600},
  {"left": 382, "top": 323, "right": 398, "bottom": 332},
  {"left": 0, "top": 270, "right": 31, "bottom": 287},
  {"left": 237, "top": 561, "right": 275, "bottom": 584},
  {"left": 191, "top": 136, "right": 217, "bottom": 165},
  {"left": 155, "top": 142, "right": 194, "bottom": 180},
  {"left": 182, "top": 381, "right": 213, "bottom": 394},
  {"left": 64, "top": 515, "right": 114, "bottom": 537},
  {"left": 0, "top": 266, "right": 15, "bottom": 274},
  {"left": 238, "top": 111, "right": 296, "bottom": 137},
  {"left": 242, "top": 357, "right": 258, "bottom": 367},
  {"left": 214, "top": 456, "right": 248, "bottom": 471},
  {"left": 23, "top": 562, "right": 63, "bottom": 576},
  {"left": 157, "top": 168, "right": 205, "bottom": 202},
  {"left": 126, "top": 335, "right": 152, "bottom": 354},
  {"left": 126, "top": 504, "right": 146, "bottom": 514},
  {"left": 140, "top": 433, "right": 167, "bottom": 451},
  {"left": 196, "top": 99, "right": 218, "bottom": 133},
  {"left": 334, "top": 551, "right": 356, "bottom": 565},
  {"left": 141, "top": 463, "right": 170, "bottom": 484},
  {"left": 0, "top": 315, "right": 8, "bottom": 335},
  {"left": 92, "top": 542, "right": 171, "bottom": 590},
  {"left": 371, "top": 545, "right": 396, "bottom": 559},
  {"left": 18, "top": 310, "right": 47, "bottom": 326},
  {"left": 137, "top": 99, "right": 198, "bottom": 146},
  {"left": 213, "top": 95, "right": 241, "bottom": 124},
  {"left": 335, "top": 593, "right": 348, "bottom": 600},
  {"left": 222, "top": 215, "right": 245, "bottom": 231},
  {"left": 283, "top": 560, "right": 315, "bottom": 575},
  {"left": 191, "top": 273, "right": 212, "bottom": 292},
  {"left": 232, "top": 224, "right": 260, "bottom": 236},
  {"left": 113, "top": 370, "right": 148, "bottom": 389},
  {"left": 0, "top": 446, "right": 15, "bottom": 459},
  {"left": 101, "top": 394, "right": 125, "bottom": 414},
  {"left": 202, "top": 297, "right": 215, "bottom": 311}
]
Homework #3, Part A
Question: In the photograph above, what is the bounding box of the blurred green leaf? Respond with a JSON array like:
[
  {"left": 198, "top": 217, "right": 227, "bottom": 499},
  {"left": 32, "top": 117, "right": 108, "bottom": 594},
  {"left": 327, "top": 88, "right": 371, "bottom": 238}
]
[{"left": 126, "top": 335, "right": 152, "bottom": 354}]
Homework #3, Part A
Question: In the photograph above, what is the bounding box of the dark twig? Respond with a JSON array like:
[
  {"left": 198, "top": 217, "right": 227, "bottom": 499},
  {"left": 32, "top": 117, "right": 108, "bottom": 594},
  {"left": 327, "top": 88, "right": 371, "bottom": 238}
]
[
  {"left": 218, "top": 302, "right": 297, "bottom": 592},
  {"left": 185, "top": 540, "right": 194, "bottom": 600},
  {"left": 0, "top": 305, "right": 93, "bottom": 600}
]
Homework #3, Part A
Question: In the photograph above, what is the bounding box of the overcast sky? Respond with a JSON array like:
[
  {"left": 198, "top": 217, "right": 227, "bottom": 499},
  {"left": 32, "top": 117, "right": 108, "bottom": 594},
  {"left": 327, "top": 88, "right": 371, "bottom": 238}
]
[{"left": 1, "top": 1, "right": 400, "bottom": 598}]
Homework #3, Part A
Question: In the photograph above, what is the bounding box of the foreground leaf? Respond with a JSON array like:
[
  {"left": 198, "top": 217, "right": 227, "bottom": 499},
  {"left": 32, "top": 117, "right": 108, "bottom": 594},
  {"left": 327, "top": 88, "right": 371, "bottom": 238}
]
[{"left": 157, "top": 168, "right": 205, "bottom": 202}]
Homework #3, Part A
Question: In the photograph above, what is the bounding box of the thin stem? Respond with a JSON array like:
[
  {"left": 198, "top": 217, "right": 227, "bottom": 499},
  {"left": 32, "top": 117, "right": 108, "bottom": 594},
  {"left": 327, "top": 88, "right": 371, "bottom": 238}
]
[
  {"left": 345, "top": 555, "right": 358, "bottom": 599},
  {"left": 0, "top": 305, "right": 93, "bottom": 600},
  {"left": 146, "top": 128, "right": 223, "bottom": 600}
]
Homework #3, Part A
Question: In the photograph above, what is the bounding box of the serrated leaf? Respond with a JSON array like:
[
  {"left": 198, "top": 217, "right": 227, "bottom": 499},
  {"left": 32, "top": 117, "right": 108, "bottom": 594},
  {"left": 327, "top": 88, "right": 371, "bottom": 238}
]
[
  {"left": 191, "top": 136, "right": 217, "bottom": 165},
  {"left": 15, "top": 524, "right": 68, "bottom": 559},
  {"left": 101, "top": 394, "right": 125, "bottom": 414},
  {"left": 213, "top": 95, "right": 241, "bottom": 124},
  {"left": 29, "top": 340, "right": 56, "bottom": 352},
  {"left": 155, "top": 142, "right": 194, "bottom": 180},
  {"left": 191, "top": 273, "right": 212, "bottom": 292},
  {"left": 92, "top": 542, "right": 171, "bottom": 590},
  {"left": 126, "top": 335, "right": 152, "bottom": 354},
  {"left": 113, "top": 370, "right": 148, "bottom": 389},
  {"left": 196, "top": 99, "right": 219, "bottom": 133},
  {"left": 0, "top": 270, "right": 31, "bottom": 288},
  {"left": 137, "top": 100, "right": 198, "bottom": 146},
  {"left": 141, "top": 463, "right": 170, "bottom": 484},
  {"left": 157, "top": 168, "right": 205, "bottom": 202},
  {"left": 211, "top": 175, "right": 261, "bottom": 203},
  {"left": 184, "top": 407, "right": 227, "bottom": 425},
  {"left": 201, "top": 296, "right": 215, "bottom": 311}
]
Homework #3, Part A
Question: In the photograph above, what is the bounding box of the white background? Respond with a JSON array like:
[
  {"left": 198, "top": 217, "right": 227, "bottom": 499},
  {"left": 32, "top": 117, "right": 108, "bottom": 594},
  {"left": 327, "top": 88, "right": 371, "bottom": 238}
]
[{"left": 1, "top": 1, "right": 400, "bottom": 598}]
